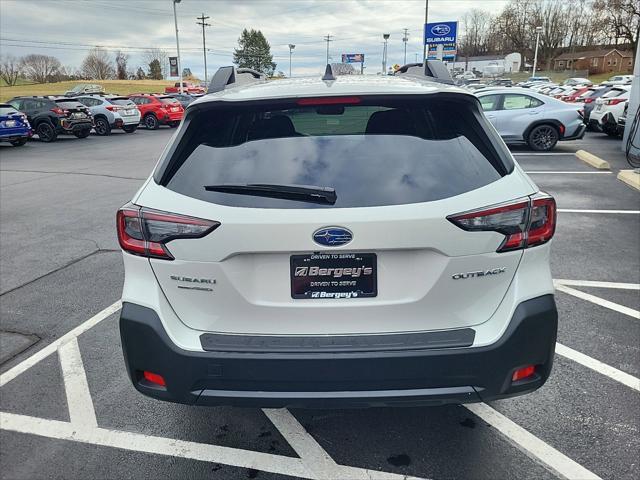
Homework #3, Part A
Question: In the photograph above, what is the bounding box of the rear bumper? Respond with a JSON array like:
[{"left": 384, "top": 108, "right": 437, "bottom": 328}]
[
  {"left": 120, "top": 295, "right": 557, "bottom": 408},
  {"left": 562, "top": 123, "right": 587, "bottom": 141},
  {"left": 59, "top": 119, "right": 93, "bottom": 132}
]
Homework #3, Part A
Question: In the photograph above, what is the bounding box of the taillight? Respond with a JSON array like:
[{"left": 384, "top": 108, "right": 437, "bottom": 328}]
[
  {"left": 447, "top": 193, "right": 556, "bottom": 253},
  {"left": 605, "top": 98, "right": 625, "bottom": 106},
  {"left": 116, "top": 204, "right": 220, "bottom": 260},
  {"left": 50, "top": 107, "right": 65, "bottom": 115},
  {"left": 105, "top": 105, "right": 120, "bottom": 112},
  {"left": 584, "top": 98, "right": 594, "bottom": 104}
]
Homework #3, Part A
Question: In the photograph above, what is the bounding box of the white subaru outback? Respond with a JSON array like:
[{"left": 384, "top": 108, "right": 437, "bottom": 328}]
[{"left": 117, "top": 64, "right": 558, "bottom": 408}]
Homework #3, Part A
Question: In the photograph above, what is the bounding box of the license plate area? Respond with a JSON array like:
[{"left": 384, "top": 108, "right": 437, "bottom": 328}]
[{"left": 290, "top": 253, "right": 377, "bottom": 299}]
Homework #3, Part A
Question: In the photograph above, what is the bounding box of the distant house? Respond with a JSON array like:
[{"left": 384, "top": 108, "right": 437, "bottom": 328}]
[
  {"left": 553, "top": 48, "right": 633, "bottom": 74},
  {"left": 449, "top": 53, "right": 522, "bottom": 75}
]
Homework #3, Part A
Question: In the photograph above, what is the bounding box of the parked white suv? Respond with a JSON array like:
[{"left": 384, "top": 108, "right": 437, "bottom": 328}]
[
  {"left": 589, "top": 86, "right": 631, "bottom": 136},
  {"left": 117, "top": 65, "right": 558, "bottom": 408}
]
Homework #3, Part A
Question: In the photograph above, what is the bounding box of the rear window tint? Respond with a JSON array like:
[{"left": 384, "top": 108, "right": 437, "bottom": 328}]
[
  {"left": 109, "top": 97, "right": 134, "bottom": 106},
  {"left": 602, "top": 89, "right": 625, "bottom": 98},
  {"left": 0, "top": 105, "right": 16, "bottom": 114},
  {"left": 159, "top": 97, "right": 179, "bottom": 104},
  {"left": 158, "top": 96, "right": 512, "bottom": 209},
  {"left": 54, "top": 100, "right": 85, "bottom": 109}
]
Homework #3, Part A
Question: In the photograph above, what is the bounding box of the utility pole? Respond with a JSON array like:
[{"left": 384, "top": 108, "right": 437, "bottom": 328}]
[
  {"left": 172, "top": 0, "right": 183, "bottom": 93},
  {"left": 288, "top": 44, "right": 295, "bottom": 77},
  {"left": 402, "top": 28, "right": 409, "bottom": 65},
  {"left": 532, "top": 26, "right": 543, "bottom": 76},
  {"left": 422, "top": 0, "right": 429, "bottom": 63},
  {"left": 196, "top": 13, "right": 211, "bottom": 83},
  {"left": 324, "top": 34, "right": 333, "bottom": 65}
]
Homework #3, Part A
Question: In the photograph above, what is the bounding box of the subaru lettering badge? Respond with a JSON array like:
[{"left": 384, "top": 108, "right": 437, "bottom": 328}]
[
  {"left": 313, "top": 227, "right": 353, "bottom": 247},
  {"left": 431, "top": 24, "right": 451, "bottom": 36}
]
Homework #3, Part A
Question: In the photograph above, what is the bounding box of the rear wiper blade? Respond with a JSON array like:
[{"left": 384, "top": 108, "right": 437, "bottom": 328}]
[{"left": 204, "top": 183, "right": 337, "bottom": 205}]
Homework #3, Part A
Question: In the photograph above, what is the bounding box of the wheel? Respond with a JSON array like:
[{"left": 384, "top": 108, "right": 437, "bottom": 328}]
[
  {"left": 10, "top": 138, "right": 28, "bottom": 147},
  {"left": 527, "top": 124, "right": 559, "bottom": 151},
  {"left": 74, "top": 128, "right": 91, "bottom": 138},
  {"left": 36, "top": 122, "right": 57, "bottom": 142},
  {"left": 169, "top": 121, "right": 179, "bottom": 128},
  {"left": 144, "top": 114, "right": 159, "bottom": 130},
  {"left": 123, "top": 125, "right": 137, "bottom": 133},
  {"left": 94, "top": 117, "right": 111, "bottom": 136}
]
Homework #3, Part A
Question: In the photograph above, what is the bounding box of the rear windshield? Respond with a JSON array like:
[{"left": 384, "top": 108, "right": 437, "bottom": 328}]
[
  {"left": 54, "top": 100, "right": 85, "bottom": 109},
  {"left": 0, "top": 105, "right": 17, "bottom": 114},
  {"left": 602, "top": 89, "right": 626, "bottom": 98},
  {"left": 159, "top": 97, "right": 179, "bottom": 104},
  {"left": 158, "top": 97, "right": 512, "bottom": 209},
  {"left": 109, "top": 97, "right": 135, "bottom": 106}
]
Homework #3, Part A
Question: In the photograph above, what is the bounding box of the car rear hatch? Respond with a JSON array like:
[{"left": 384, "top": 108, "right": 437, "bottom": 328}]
[
  {"left": 54, "top": 99, "right": 92, "bottom": 124},
  {"left": 129, "top": 94, "right": 542, "bottom": 336},
  {"left": 108, "top": 97, "right": 139, "bottom": 118}
]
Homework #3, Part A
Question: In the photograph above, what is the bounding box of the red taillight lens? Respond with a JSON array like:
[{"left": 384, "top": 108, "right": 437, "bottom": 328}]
[
  {"left": 116, "top": 204, "right": 220, "bottom": 260},
  {"left": 606, "top": 98, "right": 625, "bottom": 106},
  {"left": 297, "top": 96, "right": 361, "bottom": 106},
  {"left": 447, "top": 193, "right": 556, "bottom": 253},
  {"left": 50, "top": 107, "right": 65, "bottom": 115},
  {"left": 584, "top": 98, "right": 594, "bottom": 104},
  {"left": 143, "top": 371, "right": 166, "bottom": 386},
  {"left": 512, "top": 365, "right": 536, "bottom": 382},
  {"left": 105, "top": 105, "right": 120, "bottom": 112}
]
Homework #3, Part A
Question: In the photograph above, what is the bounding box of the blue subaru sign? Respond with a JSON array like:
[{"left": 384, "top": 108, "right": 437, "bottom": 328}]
[
  {"left": 313, "top": 227, "right": 353, "bottom": 247},
  {"left": 424, "top": 21, "right": 458, "bottom": 45},
  {"left": 341, "top": 53, "right": 364, "bottom": 64}
]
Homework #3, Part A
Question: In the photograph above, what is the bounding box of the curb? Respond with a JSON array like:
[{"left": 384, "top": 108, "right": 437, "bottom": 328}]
[
  {"left": 575, "top": 150, "right": 610, "bottom": 170},
  {"left": 617, "top": 170, "right": 640, "bottom": 192}
]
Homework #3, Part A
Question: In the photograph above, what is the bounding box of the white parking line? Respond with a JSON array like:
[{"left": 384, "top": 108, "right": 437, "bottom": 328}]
[
  {"left": 557, "top": 209, "right": 640, "bottom": 214},
  {"left": 58, "top": 338, "right": 97, "bottom": 428},
  {"left": 555, "top": 343, "right": 640, "bottom": 392},
  {"left": 0, "top": 412, "right": 313, "bottom": 479},
  {"left": 0, "top": 300, "right": 122, "bottom": 388},
  {"left": 554, "top": 279, "right": 640, "bottom": 290},
  {"left": 555, "top": 284, "right": 640, "bottom": 319},
  {"left": 525, "top": 171, "right": 612, "bottom": 174},
  {"left": 466, "top": 403, "right": 601, "bottom": 480},
  {"left": 513, "top": 153, "right": 576, "bottom": 156}
]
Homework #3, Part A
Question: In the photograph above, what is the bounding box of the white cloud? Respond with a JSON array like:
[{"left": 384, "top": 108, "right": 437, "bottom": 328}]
[{"left": 0, "top": 0, "right": 508, "bottom": 78}]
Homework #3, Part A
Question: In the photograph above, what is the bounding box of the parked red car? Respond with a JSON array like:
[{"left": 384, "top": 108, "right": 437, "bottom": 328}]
[
  {"left": 164, "top": 82, "right": 205, "bottom": 94},
  {"left": 128, "top": 94, "right": 184, "bottom": 129},
  {"left": 561, "top": 86, "right": 591, "bottom": 103}
]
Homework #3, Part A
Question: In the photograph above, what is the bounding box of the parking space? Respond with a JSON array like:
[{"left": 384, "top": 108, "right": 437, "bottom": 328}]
[{"left": 1, "top": 130, "right": 638, "bottom": 479}]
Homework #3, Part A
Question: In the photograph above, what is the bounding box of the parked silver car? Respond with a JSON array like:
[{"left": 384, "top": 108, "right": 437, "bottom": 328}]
[
  {"left": 75, "top": 95, "right": 141, "bottom": 135},
  {"left": 476, "top": 88, "right": 586, "bottom": 150}
]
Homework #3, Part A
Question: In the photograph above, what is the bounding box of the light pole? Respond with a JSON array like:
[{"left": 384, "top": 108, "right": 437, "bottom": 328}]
[
  {"left": 382, "top": 33, "right": 390, "bottom": 74},
  {"left": 288, "top": 44, "right": 295, "bottom": 77},
  {"left": 196, "top": 13, "right": 211, "bottom": 83},
  {"left": 423, "top": 0, "right": 429, "bottom": 63},
  {"left": 172, "top": 0, "right": 183, "bottom": 93},
  {"left": 532, "top": 26, "right": 543, "bottom": 76}
]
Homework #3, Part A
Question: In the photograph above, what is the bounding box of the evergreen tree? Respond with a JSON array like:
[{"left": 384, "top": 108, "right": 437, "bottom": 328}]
[
  {"left": 148, "top": 59, "right": 163, "bottom": 80},
  {"left": 233, "top": 28, "right": 276, "bottom": 76}
]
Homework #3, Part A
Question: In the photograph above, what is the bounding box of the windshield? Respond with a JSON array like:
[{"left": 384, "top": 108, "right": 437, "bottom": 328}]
[{"left": 158, "top": 96, "right": 512, "bottom": 209}]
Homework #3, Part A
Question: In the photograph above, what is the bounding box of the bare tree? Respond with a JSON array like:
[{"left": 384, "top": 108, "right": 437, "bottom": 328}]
[
  {"left": 0, "top": 54, "right": 23, "bottom": 86},
  {"left": 20, "top": 54, "right": 61, "bottom": 83},
  {"left": 530, "top": 0, "right": 572, "bottom": 70},
  {"left": 81, "top": 48, "right": 115, "bottom": 80},
  {"left": 115, "top": 51, "right": 129, "bottom": 80},
  {"left": 595, "top": 0, "right": 640, "bottom": 52},
  {"left": 459, "top": 9, "right": 493, "bottom": 57},
  {"left": 143, "top": 48, "right": 168, "bottom": 79}
]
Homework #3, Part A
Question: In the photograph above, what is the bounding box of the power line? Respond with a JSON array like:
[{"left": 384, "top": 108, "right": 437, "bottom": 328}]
[{"left": 196, "top": 13, "right": 211, "bottom": 82}]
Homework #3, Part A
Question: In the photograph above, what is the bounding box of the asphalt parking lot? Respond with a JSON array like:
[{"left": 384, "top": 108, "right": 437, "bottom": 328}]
[{"left": 1, "top": 129, "right": 638, "bottom": 480}]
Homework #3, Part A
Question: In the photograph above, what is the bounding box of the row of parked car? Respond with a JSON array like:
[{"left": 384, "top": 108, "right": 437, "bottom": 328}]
[{"left": 0, "top": 91, "right": 202, "bottom": 146}]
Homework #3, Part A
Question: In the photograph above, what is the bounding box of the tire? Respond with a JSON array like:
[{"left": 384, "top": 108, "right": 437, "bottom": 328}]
[
  {"left": 527, "top": 124, "right": 559, "bottom": 151},
  {"left": 123, "top": 125, "right": 137, "bottom": 133},
  {"left": 74, "top": 128, "right": 91, "bottom": 138},
  {"left": 10, "top": 138, "right": 28, "bottom": 147},
  {"left": 144, "top": 114, "right": 159, "bottom": 130},
  {"left": 94, "top": 117, "right": 111, "bottom": 136},
  {"left": 36, "top": 122, "right": 57, "bottom": 143}
]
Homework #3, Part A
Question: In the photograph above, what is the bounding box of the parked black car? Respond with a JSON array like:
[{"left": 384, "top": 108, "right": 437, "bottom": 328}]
[
  {"left": 489, "top": 78, "right": 513, "bottom": 87},
  {"left": 6, "top": 96, "right": 93, "bottom": 142},
  {"left": 167, "top": 93, "right": 196, "bottom": 108}
]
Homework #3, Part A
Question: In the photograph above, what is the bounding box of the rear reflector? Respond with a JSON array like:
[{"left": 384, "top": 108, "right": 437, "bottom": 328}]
[
  {"left": 297, "top": 96, "right": 361, "bottom": 106},
  {"left": 512, "top": 365, "right": 536, "bottom": 382},
  {"left": 447, "top": 193, "right": 556, "bottom": 253},
  {"left": 143, "top": 371, "right": 166, "bottom": 386},
  {"left": 117, "top": 204, "right": 220, "bottom": 260}
]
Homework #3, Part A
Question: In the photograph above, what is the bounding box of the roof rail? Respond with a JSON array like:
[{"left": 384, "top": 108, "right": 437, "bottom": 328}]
[
  {"left": 396, "top": 60, "right": 454, "bottom": 85},
  {"left": 207, "top": 66, "right": 267, "bottom": 94}
]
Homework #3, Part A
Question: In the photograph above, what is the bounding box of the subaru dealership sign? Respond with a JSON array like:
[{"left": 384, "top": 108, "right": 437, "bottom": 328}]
[
  {"left": 342, "top": 54, "right": 364, "bottom": 64},
  {"left": 424, "top": 21, "right": 458, "bottom": 45}
]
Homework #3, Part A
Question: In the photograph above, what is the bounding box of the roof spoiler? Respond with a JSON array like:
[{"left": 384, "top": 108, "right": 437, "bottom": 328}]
[
  {"left": 208, "top": 66, "right": 267, "bottom": 94},
  {"left": 395, "top": 60, "right": 454, "bottom": 85}
]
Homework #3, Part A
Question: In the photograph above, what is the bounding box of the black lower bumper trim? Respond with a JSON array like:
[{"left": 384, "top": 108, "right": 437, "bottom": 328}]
[{"left": 119, "top": 295, "right": 557, "bottom": 408}]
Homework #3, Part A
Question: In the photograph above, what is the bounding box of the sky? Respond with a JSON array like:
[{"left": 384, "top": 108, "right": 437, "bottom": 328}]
[{"left": 0, "top": 0, "right": 509, "bottom": 79}]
